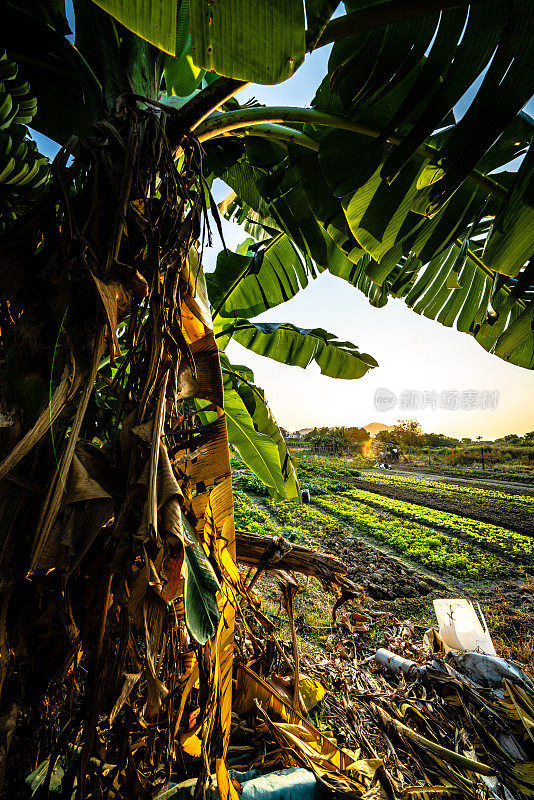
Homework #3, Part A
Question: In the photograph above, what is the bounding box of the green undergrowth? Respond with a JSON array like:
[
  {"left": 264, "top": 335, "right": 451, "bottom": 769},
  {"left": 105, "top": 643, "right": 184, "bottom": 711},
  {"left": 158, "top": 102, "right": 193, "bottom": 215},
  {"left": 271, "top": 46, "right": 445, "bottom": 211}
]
[{"left": 425, "top": 466, "right": 534, "bottom": 486}]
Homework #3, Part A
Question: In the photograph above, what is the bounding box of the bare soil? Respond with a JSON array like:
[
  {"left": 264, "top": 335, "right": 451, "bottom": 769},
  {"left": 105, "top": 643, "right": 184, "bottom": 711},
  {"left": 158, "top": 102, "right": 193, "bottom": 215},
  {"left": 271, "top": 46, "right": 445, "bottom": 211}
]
[{"left": 319, "top": 530, "right": 445, "bottom": 601}]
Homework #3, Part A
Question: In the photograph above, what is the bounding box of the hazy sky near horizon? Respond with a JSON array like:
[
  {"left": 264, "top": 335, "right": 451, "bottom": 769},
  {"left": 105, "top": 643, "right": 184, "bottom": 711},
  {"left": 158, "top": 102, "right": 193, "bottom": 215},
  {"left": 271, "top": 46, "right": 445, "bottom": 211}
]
[{"left": 31, "top": 23, "right": 534, "bottom": 441}]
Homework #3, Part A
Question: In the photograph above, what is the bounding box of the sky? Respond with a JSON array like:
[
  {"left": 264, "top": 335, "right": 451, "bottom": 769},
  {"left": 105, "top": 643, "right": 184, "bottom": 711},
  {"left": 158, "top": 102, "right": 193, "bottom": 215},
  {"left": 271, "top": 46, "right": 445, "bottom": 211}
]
[{"left": 30, "top": 22, "right": 534, "bottom": 442}]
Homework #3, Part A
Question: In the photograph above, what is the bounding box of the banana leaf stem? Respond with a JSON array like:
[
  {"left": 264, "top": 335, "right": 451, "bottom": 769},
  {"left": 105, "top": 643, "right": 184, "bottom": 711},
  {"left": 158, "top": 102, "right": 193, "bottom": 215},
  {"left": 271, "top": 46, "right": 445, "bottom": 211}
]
[
  {"left": 228, "top": 123, "right": 320, "bottom": 151},
  {"left": 196, "top": 106, "right": 385, "bottom": 145},
  {"left": 194, "top": 107, "right": 506, "bottom": 200},
  {"left": 178, "top": 1, "right": 496, "bottom": 133}
]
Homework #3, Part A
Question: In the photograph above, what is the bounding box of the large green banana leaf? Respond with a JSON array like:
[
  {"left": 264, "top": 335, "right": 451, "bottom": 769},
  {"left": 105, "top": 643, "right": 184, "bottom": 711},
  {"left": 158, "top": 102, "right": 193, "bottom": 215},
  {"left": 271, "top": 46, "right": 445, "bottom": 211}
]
[
  {"left": 483, "top": 142, "right": 534, "bottom": 279},
  {"left": 326, "top": 1, "right": 534, "bottom": 213},
  {"left": 2, "top": 0, "right": 534, "bottom": 378},
  {"left": 192, "top": 372, "right": 294, "bottom": 500},
  {"left": 92, "top": 0, "right": 307, "bottom": 83},
  {"left": 91, "top": 0, "right": 177, "bottom": 54},
  {"left": 223, "top": 380, "right": 288, "bottom": 500},
  {"left": 305, "top": 0, "right": 339, "bottom": 50},
  {"left": 218, "top": 319, "right": 378, "bottom": 379},
  {"left": 221, "top": 355, "right": 299, "bottom": 500},
  {"left": 207, "top": 232, "right": 319, "bottom": 320},
  {"left": 210, "top": 101, "right": 534, "bottom": 368},
  {"left": 189, "top": 0, "right": 305, "bottom": 84},
  {"left": 196, "top": 2, "right": 534, "bottom": 372},
  {"left": 164, "top": 1, "right": 205, "bottom": 96}
]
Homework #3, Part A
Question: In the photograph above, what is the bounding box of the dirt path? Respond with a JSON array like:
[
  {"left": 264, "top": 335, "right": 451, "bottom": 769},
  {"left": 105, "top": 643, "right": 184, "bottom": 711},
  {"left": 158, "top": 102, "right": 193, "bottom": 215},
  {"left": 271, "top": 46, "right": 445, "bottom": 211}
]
[{"left": 348, "top": 475, "right": 533, "bottom": 536}]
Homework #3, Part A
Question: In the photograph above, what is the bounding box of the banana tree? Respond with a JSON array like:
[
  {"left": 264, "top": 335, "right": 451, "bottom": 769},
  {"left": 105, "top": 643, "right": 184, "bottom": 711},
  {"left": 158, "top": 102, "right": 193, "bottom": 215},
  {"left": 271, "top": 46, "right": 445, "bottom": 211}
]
[{"left": 0, "top": 1, "right": 533, "bottom": 797}]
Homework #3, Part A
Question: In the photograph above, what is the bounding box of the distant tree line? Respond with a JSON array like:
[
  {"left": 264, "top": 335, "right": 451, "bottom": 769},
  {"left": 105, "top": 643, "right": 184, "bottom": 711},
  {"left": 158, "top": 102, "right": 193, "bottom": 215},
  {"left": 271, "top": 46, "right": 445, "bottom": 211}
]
[
  {"left": 376, "top": 421, "right": 534, "bottom": 451},
  {"left": 289, "top": 419, "right": 534, "bottom": 458},
  {"left": 496, "top": 432, "right": 534, "bottom": 446},
  {"left": 303, "top": 426, "right": 370, "bottom": 454},
  {"left": 375, "top": 420, "right": 461, "bottom": 448}
]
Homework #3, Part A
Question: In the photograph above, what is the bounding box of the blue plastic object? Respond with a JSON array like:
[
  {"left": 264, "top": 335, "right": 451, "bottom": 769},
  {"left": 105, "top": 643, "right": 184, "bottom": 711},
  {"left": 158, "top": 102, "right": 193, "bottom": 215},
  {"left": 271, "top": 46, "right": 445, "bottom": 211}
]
[
  {"left": 160, "top": 767, "right": 328, "bottom": 799},
  {"left": 236, "top": 767, "right": 325, "bottom": 799}
]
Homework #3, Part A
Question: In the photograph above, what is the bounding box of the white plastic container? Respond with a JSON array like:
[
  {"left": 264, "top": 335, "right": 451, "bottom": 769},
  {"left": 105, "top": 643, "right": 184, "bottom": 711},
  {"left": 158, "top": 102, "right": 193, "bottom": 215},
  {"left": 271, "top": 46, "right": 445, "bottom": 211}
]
[{"left": 433, "top": 598, "right": 496, "bottom": 655}]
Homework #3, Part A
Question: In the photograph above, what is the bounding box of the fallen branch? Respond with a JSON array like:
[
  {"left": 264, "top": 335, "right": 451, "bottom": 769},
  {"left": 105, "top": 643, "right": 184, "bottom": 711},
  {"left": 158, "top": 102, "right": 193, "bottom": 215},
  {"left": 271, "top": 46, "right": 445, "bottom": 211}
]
[{"left": 235, "top": 529, "right": 362, "bottom": 594}]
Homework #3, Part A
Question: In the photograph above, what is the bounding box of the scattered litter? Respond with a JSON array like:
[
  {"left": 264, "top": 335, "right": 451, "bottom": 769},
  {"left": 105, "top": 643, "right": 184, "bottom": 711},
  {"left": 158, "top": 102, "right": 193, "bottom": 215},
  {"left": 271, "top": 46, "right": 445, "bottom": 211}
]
[
  {"left": 447, "top": 651, "right": 534, "bottom": 694},
  {"left": 374, "top": 648, "right": 425, "bottom": 679}
]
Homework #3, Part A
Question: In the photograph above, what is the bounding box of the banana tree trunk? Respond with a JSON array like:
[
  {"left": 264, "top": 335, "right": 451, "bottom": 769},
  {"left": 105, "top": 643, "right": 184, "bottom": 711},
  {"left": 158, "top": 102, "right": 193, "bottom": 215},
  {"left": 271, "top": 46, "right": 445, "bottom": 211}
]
[{"left": 0, "top": 105, "right": 236, "bottom": 798}]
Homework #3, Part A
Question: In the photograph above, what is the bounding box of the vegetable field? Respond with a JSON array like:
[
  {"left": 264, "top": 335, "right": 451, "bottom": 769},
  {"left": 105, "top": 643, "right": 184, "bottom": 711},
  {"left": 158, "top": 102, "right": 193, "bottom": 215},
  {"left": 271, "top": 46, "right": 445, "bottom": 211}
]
[{"left": 234, "top": 454, "right": 534, "bottom": 589}]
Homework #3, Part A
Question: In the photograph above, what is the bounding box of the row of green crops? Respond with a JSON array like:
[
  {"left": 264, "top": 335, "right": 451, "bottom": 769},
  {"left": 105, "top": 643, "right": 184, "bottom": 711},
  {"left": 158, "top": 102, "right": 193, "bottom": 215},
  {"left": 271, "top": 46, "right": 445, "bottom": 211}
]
[
  {"left": 314, "top": 495, "right": 512, "bottom": 579},
  {"left": 233, "top": 491, "right": 276, "bottom": 535},
  {"left": 234, "top": 472, "right": 271, "bottom": 496},
  {"left": 234, "top": 488, "right": 346, "bottom": 544},
  {"left": 341, "top": 488, "right": 534, "bottom": 565},
  {"left": 265, "top": 498, "right": 345, "bottom": 538},
  {"left": 234, "top": 461, "right": 355, "bottom": 498},
  {"left": 296, "top": 454, "right": 361, "bottom": 480},
  {"left": 424, "top": 466, "right": 534, "bottom": 485},
  {"left": 298, "top": 476, "right": 353, "bottom": 495},
  {"left": 233, "top": 491, "right": 311, "bottom": 544},
  {"left": 356, "top": 471, "right": 534, "bottom": 515}
]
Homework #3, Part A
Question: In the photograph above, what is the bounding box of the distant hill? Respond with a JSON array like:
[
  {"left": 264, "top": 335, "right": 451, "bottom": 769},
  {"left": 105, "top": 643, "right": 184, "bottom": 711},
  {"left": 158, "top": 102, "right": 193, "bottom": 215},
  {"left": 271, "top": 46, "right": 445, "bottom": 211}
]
[{"left": 364, "top": 422, "right": 393, "bottom": 438}]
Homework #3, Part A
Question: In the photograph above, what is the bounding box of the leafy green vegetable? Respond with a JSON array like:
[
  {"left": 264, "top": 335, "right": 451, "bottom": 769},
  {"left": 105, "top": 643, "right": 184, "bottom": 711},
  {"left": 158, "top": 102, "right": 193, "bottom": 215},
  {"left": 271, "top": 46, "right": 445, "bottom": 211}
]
[{"left": 315, "top": 494, "right": 511, "bottom": 579}]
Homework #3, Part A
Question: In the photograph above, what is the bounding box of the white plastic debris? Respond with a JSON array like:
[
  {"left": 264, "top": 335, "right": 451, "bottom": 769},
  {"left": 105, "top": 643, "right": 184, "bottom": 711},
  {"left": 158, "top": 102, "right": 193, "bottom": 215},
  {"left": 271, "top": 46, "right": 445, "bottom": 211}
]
[{"left": 433, "top": 598, "right": 496, "bottom": 655}]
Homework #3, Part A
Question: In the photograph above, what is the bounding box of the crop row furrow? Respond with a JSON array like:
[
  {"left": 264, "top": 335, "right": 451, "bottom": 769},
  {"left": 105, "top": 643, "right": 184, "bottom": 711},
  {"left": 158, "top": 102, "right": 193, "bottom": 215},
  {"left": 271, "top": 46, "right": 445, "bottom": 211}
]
[
  {"left": 339, "top": 488, "right": 534, "bottom": 564},
  {"left": 357, "top": 472, "right": 534, "bottom": 514},
  {"left": 314, "top": 495, "right": 513, "bottom": 579}
]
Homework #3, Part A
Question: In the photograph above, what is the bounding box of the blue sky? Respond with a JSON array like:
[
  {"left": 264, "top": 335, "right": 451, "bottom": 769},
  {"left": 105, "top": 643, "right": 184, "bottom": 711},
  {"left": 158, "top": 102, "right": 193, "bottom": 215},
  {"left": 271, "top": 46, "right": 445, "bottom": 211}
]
[{"left": 31, "top": 23, "right": 534, "bottom": 440}]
